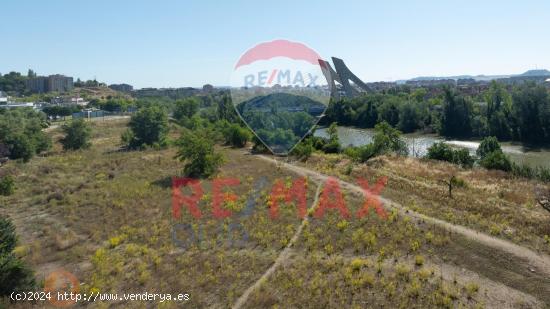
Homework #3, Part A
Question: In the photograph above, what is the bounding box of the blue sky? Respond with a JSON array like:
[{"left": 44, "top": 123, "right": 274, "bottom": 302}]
[{"left": 1, "top": 0, "right": 550, "bottom": 88}]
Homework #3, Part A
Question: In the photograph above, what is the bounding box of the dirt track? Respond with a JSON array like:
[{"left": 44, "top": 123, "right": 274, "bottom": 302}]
[
  {"left": 254, "top": 154, "right": 550, "bottom": 306},
  {"left": 255, "top": 154, "right": 550, "bottom": 277}
]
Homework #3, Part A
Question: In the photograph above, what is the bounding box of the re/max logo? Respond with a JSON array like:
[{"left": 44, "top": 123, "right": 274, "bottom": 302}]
[
  {"left": 243, "top": 69, "right": 319, "bottom": 88},
  {"left": 171, "top": 175, "right": 387, "bottom": 250}
]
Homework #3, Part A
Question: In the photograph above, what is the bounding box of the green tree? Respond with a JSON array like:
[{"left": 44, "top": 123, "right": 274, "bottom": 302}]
[
  {"left": 126, "top": 106, "right": 169, "bottom": 148},
  {"left": 0, "top": 71, "right": 28, "bottom": 94},
  {"left": 347, "top": 122, "right": 408, "bottom": 162},
  {"left": 43, "top": 105, "right": 79, "bottom": 118},
  {"left": 512, "top": 83, "right": 550, "bottom": 144},
  {"left": 176, "top": 132, "right": 224, "bottom": 178},
  {"left": 354, "top": 95, "right": 379, "bottom": 128},
  {"left": 371, "top": 121, "right": 408, "bottom": 156},
  {"left": 0, "top": 254, "right": 37, "bottom": 296},
  {"left": 440, "top": 88, "right": 473, "bottom": 138},
  {"left": 101, "top": 99, "right": 133, "bottom": 112},
  {"left": 453, "top": 148, "right": 474, "bottom": 168},
  {"left": 426, "top": 142, "right": 454, "bottom": 162},
  {"left": 27, "top": 69, "right": 37, "bottom": 78},
  {"left": 120, "top": 129, "right": 135, "bottom": 147},
  {"left": 410, "top": 88, "right": 427, "bottom": 103},
  {"left": 174, "top": 98, "right": 199, "bottom": 121},
  {"left": 479, "top": 150, "right": 512, "bottom": 172},
  {"left": 291, "top": 139, "right": 314, "bottom": 161},
  {"left": 217, "top": 94, "right": 239, "bottom": 123},
  {"left": 476, "top": 136, "right": 512, "bottom": 172},
  {"left": 0, "top": 108, "right": 51, "bottom": 162},
  {"left": 223, "top": 124, "right": 251, "bottom": 148},
  {"left": 322, "top": 122, "right": 340, "bottom": 153},
  {"left": 377, "top": 97, "right": 401, "bottom": 127},
  {"left": 426, "top": 142, "right": 474, "bottom": 168},
  {"left": 0, "top": 217, "right": 16, "bottom": 255},
  {"left": 7, "top": 134, "right": 34, "bottom": 162},
  {"left": 60, "top": 119, "right": 92, "bottom": 150},
  {"left": 476, "top": 136, "right": 501, "bottom": 159},
  {"left": 485, "top": 82, "right": 513, "bottom": 139},
  {"left": 0, "top": 216, "right": 36, "bottom": 296},
  {"left": 398, "top": 103, "right": 421, "bottom": 133}
]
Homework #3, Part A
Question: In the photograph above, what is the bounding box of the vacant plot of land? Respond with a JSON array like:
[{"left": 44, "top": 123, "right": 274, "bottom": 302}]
[
  {"left": 0, "top": 120, "right": 547, "bottom": 308},
  {"left": 295, "top": 153, "right": 550, "bottom": 256}
]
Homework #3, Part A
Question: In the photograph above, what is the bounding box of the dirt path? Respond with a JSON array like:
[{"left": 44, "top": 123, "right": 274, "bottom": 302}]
[
  {"left": 231, "top": 182, "right": 323, "bottom": 309},
  {"left": 227, "top": 245, "right": 542, "bottom": 308},
  {"left": 44, "top": 115, "right": 130, "bottom": 132},
  {"left": 233, "top": 153, "right": 545, "bottom": 308},
  {"left": 256, "top": 154, "right": 550, "bottom": 277}
]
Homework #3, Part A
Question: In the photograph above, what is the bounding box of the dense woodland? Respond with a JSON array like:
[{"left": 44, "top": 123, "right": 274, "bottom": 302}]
[{"left": 321, "top": 81, "right": 550, "bottom": 144}]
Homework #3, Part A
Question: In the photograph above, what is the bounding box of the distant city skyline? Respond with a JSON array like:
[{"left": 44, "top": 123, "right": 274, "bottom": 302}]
[{"left": 2, "top": 0, "right": 550, "bottom": 88}]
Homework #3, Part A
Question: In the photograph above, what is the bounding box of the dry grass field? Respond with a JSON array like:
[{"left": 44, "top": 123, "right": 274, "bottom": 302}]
[{"left": 1, "top": 119, "right": 549, "bottom": 308}]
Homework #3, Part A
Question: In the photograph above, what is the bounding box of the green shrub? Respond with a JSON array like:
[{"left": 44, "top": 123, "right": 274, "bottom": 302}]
[
  {"left": 453, "top": 148, "right": 474, "bottom": 168},
  {"left": 223, "top": 124, "right": 251, "bottom": 148},
  {"left": 120, "top": 129, "right": 135, "bottom": 147},
  {"left": 7, "top": 134, "right": 34, "bottom": 162},
  {"left": 450, "top": 176, "right": 468, "bottom": 188},
  {"left": 0, "top": 108, "right": 51, "bottom": 162},
  {"left": 176, "top": 132, "right": 224, "bottom": 178},
  {"left": 371, "top": 122, "right": 408, "bottom": 156},
  {"left": 476, "top": 136, "right": 502, "bottom": 158},
  {"left": 33, "top": 131, "right": 52, "bottom": 154},
  {"left": 255, "top": 128, "right": 299, "bottom": 153},
  {"left": 511, "top": 163, "right": 550, "bottom": 182},
  {"left": 343, "top": 146, "right": 361, "bottom": 161},
  {"left": 479, "top": 150, "right": 512, "bottom": 172},
  {"left": 179, "top": 115, "right": 205, "bottom": 130},
  {"left": 323, "top": 122, "right": 341, "bottom": 153},
  {"left": 345, "top": 122, "right": 408, "bottom": 162},
  {"left": 426, "top": 142, "right": 474, "bottom": 168},
  {"left": 309, "top": 136, "right": 327, "bottom": 150},
  {"left": 426, "top": 142, "right": 454, "bottom": 162},
  {"left": 475, "top": 136, "right": 512, "bottom": 172},
  {"left": 60, "top": 119, "right": 92, "bottom": 150},
  {"left": 322, "top": 140, "right": 340, "bottom": 153},
  {"left": 0, "top": 176, "right": 15, "bottom": 196},
  {"left": 346, "top": 143, "right": 380, "bottom": 162},
  {"left": 173, "top": 98, "right": 199, "bottom": 122},
  {"left": 126, "top": 106, "right": 169, "bottom": 149},
  {"left": 290, "top": 140, "right": 314, "bottom": 161}
]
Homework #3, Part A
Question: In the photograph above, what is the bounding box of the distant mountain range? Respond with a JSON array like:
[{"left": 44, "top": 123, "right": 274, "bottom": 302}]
[{"left": 401, "top": 69, "right": 550, "bottom": 83}]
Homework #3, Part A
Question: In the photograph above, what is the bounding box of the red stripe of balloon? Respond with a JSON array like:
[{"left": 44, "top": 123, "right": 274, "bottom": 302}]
[{"left": 234, "top": 39, "right": 323, "bottom": 69}]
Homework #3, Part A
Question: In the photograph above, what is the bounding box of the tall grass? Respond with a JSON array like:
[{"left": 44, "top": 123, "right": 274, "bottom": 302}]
[{"left": 511, "top": 162, "right": 550, "bottom": 182}]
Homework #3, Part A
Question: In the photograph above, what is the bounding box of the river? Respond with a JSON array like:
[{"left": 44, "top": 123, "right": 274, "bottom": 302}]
[{"left": 314, "top": 126, "right": 550, "bottom": 169}]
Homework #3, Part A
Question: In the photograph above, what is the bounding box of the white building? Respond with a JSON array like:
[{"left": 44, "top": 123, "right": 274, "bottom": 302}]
[
  {"left": 70, "top": 97, "right": 89, "bottom": 106},
  {"left": 51, "top": 96, "right": 89, "bottom": 106},
  {"left": 0, "top": 102, "right": 36, "bottom": 109}
]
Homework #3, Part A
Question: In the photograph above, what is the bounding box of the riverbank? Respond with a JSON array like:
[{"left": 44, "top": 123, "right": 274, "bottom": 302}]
[{"left": 315, "top": 126, "right": 550, "bottom": 169}]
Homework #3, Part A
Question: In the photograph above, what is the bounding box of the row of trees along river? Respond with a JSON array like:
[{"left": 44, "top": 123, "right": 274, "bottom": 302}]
[{"left": 316, "top": 81, "right": 550, "bottom": 169}]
